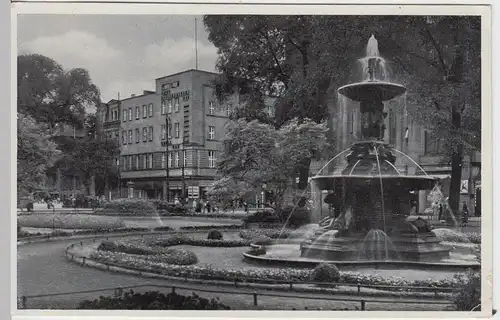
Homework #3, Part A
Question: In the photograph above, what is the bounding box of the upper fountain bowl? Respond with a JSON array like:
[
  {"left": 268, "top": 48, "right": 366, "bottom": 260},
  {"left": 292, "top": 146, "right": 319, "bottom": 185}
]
[{"left": 338, "top": 81, "right": 407, "bottom": 102}]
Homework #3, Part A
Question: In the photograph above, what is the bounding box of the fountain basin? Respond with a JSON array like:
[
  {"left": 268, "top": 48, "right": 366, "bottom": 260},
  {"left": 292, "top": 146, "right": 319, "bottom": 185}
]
[
  {"left": 312, "top": 175, "right": 438, "bottom": 190},
  {"left": 338, "top": 81, "right": 407, "bottom": 102},
  {"left": 243, "top": 243, "right": 479, "bottom": 271}
]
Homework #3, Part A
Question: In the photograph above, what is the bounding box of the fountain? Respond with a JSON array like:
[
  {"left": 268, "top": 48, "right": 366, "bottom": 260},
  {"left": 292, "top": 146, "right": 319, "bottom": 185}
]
[
  {"left": 300, "top": 35, "right": 450, "bottom": 262},
  {"left": 243, "top": 35, "right": 478, "bottom": 270}
]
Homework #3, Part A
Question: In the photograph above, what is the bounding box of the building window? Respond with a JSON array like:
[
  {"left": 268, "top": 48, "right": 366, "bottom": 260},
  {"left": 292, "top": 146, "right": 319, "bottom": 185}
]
[
  {"left": 148, "top": 103, "right": 153, "bottom": 117},
  {"left": 174, "top": 98, "right": 180, "bottom": 112},
  {"left": 135, "top": 128, "right": 140, "bottom": 143},
  {"left": 122, "top": 157, "right": 126, "bottom": 171},
  {"left": 128, "top": 130, "right": 133, "bottom": 144},
  {"left": 208, "top": 101, "right": 214, "bottom": 115},
  {"left": 148, "top": 153, "right": 153, "bottom": 169},
  {"left": 175, "top": 123, "right": 180, "bottom": 138},
  {"left": 128, "top": 108, "right": 133, "bottom": 121},
  {"left": 161, "top": 124, "right": 166, "bottom": 140},
  {"left": 183, "top": 150, "right": 187, "bottom": 167},
  {"left": 227, "top": 103, "right": 233, "bottom": 117},
  {"left": 148, "top": 126, "right": 153, "bottom": 141},
  {"left": 123, "top": 110, "right": 127, "bottom": 122},
  {"left": 142, "top": 105, "right": 147, "bottom": 118},
  {"left": 168, "top": 100, "right": 172, "bottom": 113},
  {"left": 161, "top": 101, "right": 166, "bottom": 115},
  {"left": 208, "top": 151, "right": 216, "bottom": 168},
  {"left": 208, "top": 126, "right": 215, "bottom": 140},
  {"left": 143, "top": 154, "right": 147, "bottom": 169},
  {"left": 135, "top": 155, "right": 139, "bottom": 170},
  {"left": 168, "top": 152, "right": 172, "bottom": 168},
  {"left": 127, "top": 156, "right": 132, "bottom": 171},
  {"left": 122, "top": 131, "right": 127, "bottom": 145},
  {"left": 175, "top": 151, "right": 180, "bottom": 167},
  {"left": 135, "top": 106, "right": 140, "bottom": 119},
  {"left": 168, "top": 123, "right": 172, "bottom": 138},
  {"left": 161, "top": 153, "right": 166, "bottom": 168},
  {"left": 142, "top": 128, "right": 147, "bottom": 142}
]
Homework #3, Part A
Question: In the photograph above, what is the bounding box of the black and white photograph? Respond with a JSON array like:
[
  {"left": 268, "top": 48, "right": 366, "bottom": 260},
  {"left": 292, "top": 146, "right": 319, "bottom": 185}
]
[{"left": 13, "top": 3, "right": 492, "bottom": 316}]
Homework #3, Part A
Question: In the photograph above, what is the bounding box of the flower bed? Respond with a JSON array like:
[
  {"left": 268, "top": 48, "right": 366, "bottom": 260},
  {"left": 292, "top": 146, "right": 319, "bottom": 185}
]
[
  {"left": 18, "top": 214, "right": 126, "bottom": 229},
  {"left": 90, "top": 249, "right": 461, "bottom": 290},
  {"left": 432, "top": 228, "right": 481, "bottom": 244},
  {"left": 239, "top": 228, "right": 290, "bottom": 240},
  {"left": 99, "top": 199, "right": 157, "bottom": 216},
  {"left": 180, "top": 225, "right": 244, "bottom": 230},
  {"left": 151, "top": 235, "right": 250, "bottom": 248},
  {"left": 17, "top": 226, "right": 174, "bottom": 240}
]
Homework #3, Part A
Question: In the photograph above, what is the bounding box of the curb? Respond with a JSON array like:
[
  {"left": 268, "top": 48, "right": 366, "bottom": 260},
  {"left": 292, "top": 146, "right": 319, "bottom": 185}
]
[{"left": 64, "top": 239, "right": 454, "bottom": 301}]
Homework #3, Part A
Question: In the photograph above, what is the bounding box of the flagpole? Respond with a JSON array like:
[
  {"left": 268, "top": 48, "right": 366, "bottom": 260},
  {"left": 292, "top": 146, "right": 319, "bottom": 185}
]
[{"left": 195, "top": 17, "right": 198, "bottom": 70}]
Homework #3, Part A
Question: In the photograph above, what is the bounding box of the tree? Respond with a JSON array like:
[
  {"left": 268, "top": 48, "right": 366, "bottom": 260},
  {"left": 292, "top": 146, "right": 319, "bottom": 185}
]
[
  {"left": 17, "top": 113, "right": 60, "bottom": 196},
  {"left": 208, "top": 118, "right": 329, "bottom": 215},
  {"left": 377, "top": 16, "right": 481, "bottom": 212},
  {"left": 17, "top": 54, "right": 101, "bottom": 130}
]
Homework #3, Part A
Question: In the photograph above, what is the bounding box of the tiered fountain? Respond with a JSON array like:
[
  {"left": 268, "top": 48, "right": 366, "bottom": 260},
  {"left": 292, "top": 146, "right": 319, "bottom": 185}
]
[{"left": 300, "top": 35, "right": 450, "bottom": 262}]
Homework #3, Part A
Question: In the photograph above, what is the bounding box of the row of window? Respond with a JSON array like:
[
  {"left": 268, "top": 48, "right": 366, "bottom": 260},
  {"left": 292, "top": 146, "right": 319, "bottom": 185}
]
[
  {"left": 122, "top": 103, "right": 155, "bottom": 122},
  {"left": 121, "top": 151, "right": 217, "bottom": 171},
  {"left": 122, "top": 125, "right": 216, "bottom": 145}
]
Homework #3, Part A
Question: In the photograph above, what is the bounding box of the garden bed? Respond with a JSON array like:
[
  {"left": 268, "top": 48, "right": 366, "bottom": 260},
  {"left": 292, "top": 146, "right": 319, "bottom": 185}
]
[{"left": 18, "top": 214, "right": 126, "bottom": 229}]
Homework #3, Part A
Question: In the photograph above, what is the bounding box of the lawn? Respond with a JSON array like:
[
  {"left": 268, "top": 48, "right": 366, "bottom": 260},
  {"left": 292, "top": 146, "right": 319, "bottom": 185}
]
[{"left": 18, "top": 214, "right": 125, "bottom": 229}]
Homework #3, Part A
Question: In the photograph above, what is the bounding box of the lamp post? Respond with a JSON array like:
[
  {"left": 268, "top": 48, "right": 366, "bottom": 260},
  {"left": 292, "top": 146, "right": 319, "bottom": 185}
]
[{"left": 165, "top": 114, "right": 170, "bottom": 202}]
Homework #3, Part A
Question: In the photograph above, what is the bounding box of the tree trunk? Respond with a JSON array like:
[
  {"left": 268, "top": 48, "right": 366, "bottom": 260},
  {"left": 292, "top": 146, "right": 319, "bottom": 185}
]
[
  {"left": 448, "top": 107, "right": 463, "bottom": 214},
  {"left": 297, "top": 157, "right": 312, "bottom": 190}
]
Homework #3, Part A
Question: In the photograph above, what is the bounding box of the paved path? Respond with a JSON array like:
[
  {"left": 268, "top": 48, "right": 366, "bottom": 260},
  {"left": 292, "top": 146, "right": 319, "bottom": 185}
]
[{"left": 17, "top": 233, "right": 452, "bottom": 311}]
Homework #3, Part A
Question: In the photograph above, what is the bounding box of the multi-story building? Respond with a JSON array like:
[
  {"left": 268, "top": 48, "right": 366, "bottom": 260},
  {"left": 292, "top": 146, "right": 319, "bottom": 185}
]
[{"left": 117, "top": 70, "right": 245, "bottom": 201}]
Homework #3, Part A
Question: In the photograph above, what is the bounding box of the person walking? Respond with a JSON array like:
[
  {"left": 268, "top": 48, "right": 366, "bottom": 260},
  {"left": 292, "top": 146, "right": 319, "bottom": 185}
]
[
  {"left": 438, "top": 203, "right": 443, "bottom": 221},
  {"left": 461, "top": 202, "right": 469, "bottom": 226}
]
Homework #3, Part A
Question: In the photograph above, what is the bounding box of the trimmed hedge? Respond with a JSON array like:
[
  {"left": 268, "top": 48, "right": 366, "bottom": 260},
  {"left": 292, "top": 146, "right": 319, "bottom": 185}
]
[
  {"left": 78, "top": 290, "right": 230, "bottom": 310},
  {"left": 310, "top": 263, "right": 340, "bottom": 284},
  {"left": 147, "top": 248, "right": 199, "bottom": 265},
  {"left": 250, "top": 235, "right": 273, "bottom": 245},
  {"left": 151, "top": 235, "right": 250, "bottom": 248},
  {"left": 279, "top": 206, "right": 311, "bottom": 227},
  {"left": 239, "top": 228, "right": 290, "bottom": 240},
  {"left": 242, "top": 210, "right": 280, "bottom": 224},
  {"left": 101, "top": 199, "right": 157, "bottom": 216},
  {"left": 207, "top": 229, "right": 223, "bottom": 240},
  {"left": 18, "top": 214, "right": 126, "bottom": 229}
]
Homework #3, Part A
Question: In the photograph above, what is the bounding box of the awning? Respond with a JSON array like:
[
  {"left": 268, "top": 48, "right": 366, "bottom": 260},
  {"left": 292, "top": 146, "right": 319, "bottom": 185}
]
[{"left": 429, "top": 174, "right": 451, "bottom": 180}]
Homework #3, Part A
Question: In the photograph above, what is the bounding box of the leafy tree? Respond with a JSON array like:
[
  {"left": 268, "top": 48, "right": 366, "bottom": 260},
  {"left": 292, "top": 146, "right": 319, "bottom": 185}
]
[
  {"left": 17, "top": 54, "right": 101, "bottom": 130},
  {"left": 377, "top": 16, "right": 481, "bottom": 212},
  {"left": 17, "top": 113, "right": 60, "bottom": 196},
  {"left": 208, "top": 118, "right": 329, "bottom": 215}
]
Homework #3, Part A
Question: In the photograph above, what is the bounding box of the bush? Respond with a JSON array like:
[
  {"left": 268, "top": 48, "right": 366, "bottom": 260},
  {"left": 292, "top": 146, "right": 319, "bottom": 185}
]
[
  {"left": 452, "top": 270, "right": 481, "bottom": 311},
  {"left": 310, "top": 263, "right": 340, "bottom": 284},
  {"left": 207, "top": 229, "right": 223, "bottom": 240},
  {"left": 250, "top": 235, "right": 273, "bottom": 245},
  {"left": 248, "top": 246, "right": 267, "bottom": 256},
  {"left": 149, "top": 248, "right": 198, "bottom": 265},
  {"left": 98, "top": 240, "right": 117, "bottom": 252},
  {"left": 151, "top": 235, "right": 249, "bottom": 248},
  {"left": 279, "top": 206, "right": 311, "bottom": 227},
  {"left": 77, "top": 290, "right": 230, "bottom": 310},
  {"left": 242, "top": 210, "right": 280, "bottom": 224},
  {"left": 102, "top": 199, "right": 157, "bottom": 216},
  {"left": 239, "top": 228, "right": 290, "bottom": 240}
]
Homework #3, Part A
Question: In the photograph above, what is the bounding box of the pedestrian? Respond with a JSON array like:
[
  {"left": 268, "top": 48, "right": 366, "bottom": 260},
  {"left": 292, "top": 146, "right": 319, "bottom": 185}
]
[
  {"left": 243, "top": 201, "right": 248, "bottom": 213},
  {"left": 462, "top": 202, "right": 469, "bottom": 226},
  {"left": 192, "top": 199, "right": 198, "bottom": 213},
  {"left": 201, "top": 199, "right": 206, "bottom": 214},
  {"left": 438, "top": 203, "right": 443, "bottom": 221},
  {"left": 206, "top": 201, "right": 211, "bottom": 213}
]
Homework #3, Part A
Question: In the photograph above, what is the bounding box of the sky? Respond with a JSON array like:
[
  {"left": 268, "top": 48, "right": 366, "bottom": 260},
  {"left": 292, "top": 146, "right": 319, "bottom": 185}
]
[{"left": 17, "top": 15, "right": 219, "bottom": 103}]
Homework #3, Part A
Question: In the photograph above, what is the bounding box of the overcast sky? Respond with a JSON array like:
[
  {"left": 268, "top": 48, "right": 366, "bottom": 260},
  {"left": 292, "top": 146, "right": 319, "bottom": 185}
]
[{"left": 17, "top": 15, "right": 219, "bottom": 102}]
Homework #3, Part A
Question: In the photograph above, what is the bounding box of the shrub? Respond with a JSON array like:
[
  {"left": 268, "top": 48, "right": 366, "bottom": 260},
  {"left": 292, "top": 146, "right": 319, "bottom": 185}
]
[
  {"left": 207, "top": 229, "right": 223, "bottom": 240},
  {"left": 242, "top": 210, "right": 280, "bottom": 224},
  {"left": 310, "top": 263, "right": 340, "bottom": 284},
  {"left": 251, "top": 235, "right": 273, "bottom": 245},
  {"left": 239, "top": 228, "right": 290, "bottom": 240},
  {"left": 452, "top": 270, "right": 481, "bottom": 311},
  {"left": 248, "top": 246, "right": 267, "bottom": 256},
  {"left": 102, "top": 199, "right": 157, "bottom": 216},
  {"left": 98, "top": 240, "right": 117, "bottom": 252},
  {"left": 77, "top": 290, "right": 230, "bottom": 310},
  {"left": 280, "top": 206, "right": 311, "bottom": 227},
  {"left": 151, "top": 248, "right": 198, "bottom": 265}
]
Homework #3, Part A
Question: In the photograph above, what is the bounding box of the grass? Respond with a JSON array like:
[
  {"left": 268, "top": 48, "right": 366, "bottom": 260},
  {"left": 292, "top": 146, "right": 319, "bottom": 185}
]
[{"left": 18, "top": 214, "right": 125, "bottom": 230}]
